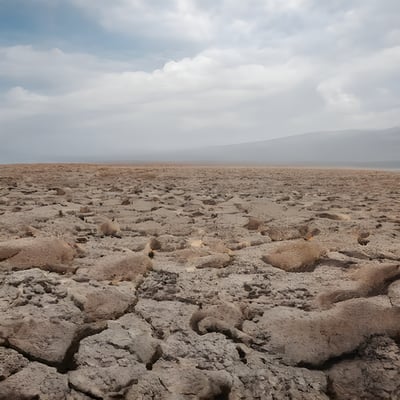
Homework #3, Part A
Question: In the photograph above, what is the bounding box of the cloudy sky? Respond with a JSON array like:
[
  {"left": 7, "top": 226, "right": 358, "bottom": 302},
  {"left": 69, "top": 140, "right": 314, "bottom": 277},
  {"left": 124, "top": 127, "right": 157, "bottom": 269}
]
[{"left": 1, "top": 0, "right": 399, "bottom": 162}]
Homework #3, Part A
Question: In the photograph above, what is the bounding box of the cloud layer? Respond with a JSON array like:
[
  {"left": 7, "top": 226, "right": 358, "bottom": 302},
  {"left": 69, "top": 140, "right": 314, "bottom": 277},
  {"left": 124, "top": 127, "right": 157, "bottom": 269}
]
[{"left": 1, "top": 0, "right": 399, "bottom": 161}]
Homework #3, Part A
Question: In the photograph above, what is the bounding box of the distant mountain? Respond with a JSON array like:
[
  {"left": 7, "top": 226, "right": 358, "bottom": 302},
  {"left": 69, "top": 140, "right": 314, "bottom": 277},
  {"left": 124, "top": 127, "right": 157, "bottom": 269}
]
[
  {"left": 143, "top": 127, "right": 400, "bottom": 167},
  {"left": 2, "top": 127, "right": 399, "bottom": 167}
]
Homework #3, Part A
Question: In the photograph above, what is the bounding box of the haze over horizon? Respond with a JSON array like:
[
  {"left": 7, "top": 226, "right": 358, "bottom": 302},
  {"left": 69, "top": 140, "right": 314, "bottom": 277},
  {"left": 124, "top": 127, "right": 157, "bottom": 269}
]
[{"left": 1, "top": 1, "right": 400, "bottom": 162}]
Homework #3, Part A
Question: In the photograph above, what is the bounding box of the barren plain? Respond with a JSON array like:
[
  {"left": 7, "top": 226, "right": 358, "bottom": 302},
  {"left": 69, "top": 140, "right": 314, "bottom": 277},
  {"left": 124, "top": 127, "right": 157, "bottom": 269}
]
[{"left": 0, "top": 164, "right": 400, "bottom": 399}]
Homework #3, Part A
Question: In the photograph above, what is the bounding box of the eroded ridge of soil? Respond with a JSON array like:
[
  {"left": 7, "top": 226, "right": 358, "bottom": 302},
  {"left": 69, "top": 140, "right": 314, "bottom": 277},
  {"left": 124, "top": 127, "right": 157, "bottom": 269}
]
[{"left": 0, "top": 164, "right": 400, "bottom": 399}]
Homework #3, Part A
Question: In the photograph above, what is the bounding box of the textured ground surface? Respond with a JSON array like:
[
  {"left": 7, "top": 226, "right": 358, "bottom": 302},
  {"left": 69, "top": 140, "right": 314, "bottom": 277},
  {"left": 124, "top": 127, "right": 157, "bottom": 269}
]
[{"left": 0, "top": 164, "right": 400, "bottom": 399}]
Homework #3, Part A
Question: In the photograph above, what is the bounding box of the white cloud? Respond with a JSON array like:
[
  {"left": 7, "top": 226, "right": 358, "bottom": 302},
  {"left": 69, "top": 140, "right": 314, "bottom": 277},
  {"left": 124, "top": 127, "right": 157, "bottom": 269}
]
[
  {"left": 0, "top": 45, "right": 317, "bottom": 156},
  {"left": 0, "top": 86, "right": 49, "bottom": 122},
  {"left": 317, "top": 46, "right": 400, "bottom": 113}
]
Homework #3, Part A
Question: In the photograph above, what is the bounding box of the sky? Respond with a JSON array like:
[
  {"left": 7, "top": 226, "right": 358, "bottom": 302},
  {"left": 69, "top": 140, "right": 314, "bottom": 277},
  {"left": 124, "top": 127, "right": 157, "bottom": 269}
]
[{"left": 1, "top": 0, "right": 400, "bottom": 162}]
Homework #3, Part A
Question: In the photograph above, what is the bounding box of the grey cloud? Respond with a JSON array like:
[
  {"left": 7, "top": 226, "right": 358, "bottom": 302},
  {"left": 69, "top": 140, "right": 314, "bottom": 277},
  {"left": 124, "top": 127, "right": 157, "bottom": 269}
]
[
  {"left": 0, "top": 46, "right": 131, "bottom": 94},
  {"left": 1, "top": 0, "right": 399, "bottom": 162}
]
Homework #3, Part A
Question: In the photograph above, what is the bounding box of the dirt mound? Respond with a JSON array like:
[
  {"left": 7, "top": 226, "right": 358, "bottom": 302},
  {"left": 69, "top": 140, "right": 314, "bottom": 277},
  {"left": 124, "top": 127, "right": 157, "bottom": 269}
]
[
  {"left": 0, "top": 237, "right": 76, "bottom": 272},
  {"left": 244, "top": 297, "right": 400, "bottom": 366},
  {"left": 262, "top": 240, "right": 326, "bottom": 272},
  {"left": 77, "top": 252, "right": 153, "bottom": 282}
]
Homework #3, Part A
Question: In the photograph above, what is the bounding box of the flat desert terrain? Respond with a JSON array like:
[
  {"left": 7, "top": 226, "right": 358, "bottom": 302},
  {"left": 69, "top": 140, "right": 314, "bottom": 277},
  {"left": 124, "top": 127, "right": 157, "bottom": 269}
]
[{"left": 0, "top": 164, "right": 400, "bottom": 400}]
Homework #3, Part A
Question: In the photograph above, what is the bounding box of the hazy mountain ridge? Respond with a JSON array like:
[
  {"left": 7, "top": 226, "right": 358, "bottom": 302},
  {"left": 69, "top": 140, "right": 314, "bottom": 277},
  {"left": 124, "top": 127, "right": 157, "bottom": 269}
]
[
  {"left": 145, "top": 127, "right": 400, "bottom": 167},
  {"left": 2, "top": 127, "right": 400, "bottom": 167}
]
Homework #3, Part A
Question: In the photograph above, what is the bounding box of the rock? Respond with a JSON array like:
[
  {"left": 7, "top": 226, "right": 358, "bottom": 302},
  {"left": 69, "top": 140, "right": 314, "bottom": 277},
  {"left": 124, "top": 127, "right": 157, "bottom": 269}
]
[
  {"left": 192, "top": 253, "right": 231, "bottom": 269},
  {"left": 0, "top": 244, "right": 19, "bottom": 261},
  {"left": 78, "top": 252, "right": 152, "bottom": 282},
  {"left": 162, "top": 330, "right": 241, "bottom": 371},
  {"left": 230, "top": 352, "right": 328, "bottom": 400},
  {"left": 54, "top": 187, "right": 67, "bottom": 195},
  {"left": 357, "top": 230, "right": 370, "bottom": 245},
  {"left": 0, "top": 268, "right": 81, "bottom": 318},
  {"left": 266, "top": 225, "right": 303, "bottom": 241},
  {"left": 0, "top": 362, "right": 69, "bottom": 400},
  {"left": 149, "top": 236, "right": 162, "bottom": 250},
  {"left": 324, "top": 251, "right": 357, "bottom": 266},
  {"left": 136, "top": 270, "right": 180, "bottom": 301},
  {"left": 67, "top": 283, "right": 136, "bottom": 322},
  {"left": 243, "top": 297, "right": 400, "bottom": 366},
  {"left": 262, "top": 240, "right": 325, "bottom": 272},
  {"left": 0, "top": 347, "right": 29, "bottom": 380},
  {"left": 190, "top": 302, "right": 250, "bottom": 343},
  {"left": 67, "top": 389, "right": 95, "bottom": 400},
  {"left": 69, "top": 362, "right": 146, "bottom": 399},
  {"left": 316, "top": 212, "right": 351, "bottom": 221},
  {"left": 203, "top": 198, "right": 217, "bottom": 205},
  {"left": 21, "top": 225, "right": 41, "bottom": 238},
  {"left": 124, "top": 371, "right": 167, "bottom": 399},
  {"left": 135, "top": 299, "right": 198, "bottom": 338},
  {"left": 105, "top": 313, "right": 162, "bottom": 365},
  {"left": 227, "top": 240, "right": 250, "bottom": 250},
  {"left": 126, "top": 361, "right": 233, "bottom": 400},
  {"left": 244, "top": 217, "right": 263, "bottom": 231},
  {"left": 318, "top": 263, "right": 400, "bottom": 308},
  {"left": 388, "top": 279, "right": 400, "bottom": 307},
  {"left": 173, "top": 247, "right": 210, "bottom": 264},
  {"left": 6, "top": 316, "right": 78, "bottom": 365},
  {"left": 149, "top": 235, "right": 186, "bottom": 252},
  {"left": 0, "top": 237, "right": 76, "bottom": 273},
  {"left": 203, "top": 237, "right": 231, "bottom": 253},
  {"left": 328, "top": 336, "right": 400, "bottom": 400},
  {"left": 79, "top": 206, "right": 91, "bottom": 213},
  {"left": 265, "top": 225, "right": 319, "bottom": 242},
  {"left": 69, "top": 313, "right": 160, "bottom": 398}
]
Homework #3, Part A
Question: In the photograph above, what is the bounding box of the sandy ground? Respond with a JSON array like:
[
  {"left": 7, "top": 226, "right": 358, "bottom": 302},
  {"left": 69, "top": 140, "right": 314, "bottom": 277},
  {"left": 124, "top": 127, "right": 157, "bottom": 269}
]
[{"left": 0, "top": 164, "right": 400, "bottom": 399}]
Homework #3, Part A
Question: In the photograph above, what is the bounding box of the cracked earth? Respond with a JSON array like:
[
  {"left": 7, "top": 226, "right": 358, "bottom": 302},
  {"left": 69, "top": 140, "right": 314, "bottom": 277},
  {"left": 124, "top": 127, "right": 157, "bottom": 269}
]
[{"left": 0, "top": 164, "right": 400, "bottom": 399}]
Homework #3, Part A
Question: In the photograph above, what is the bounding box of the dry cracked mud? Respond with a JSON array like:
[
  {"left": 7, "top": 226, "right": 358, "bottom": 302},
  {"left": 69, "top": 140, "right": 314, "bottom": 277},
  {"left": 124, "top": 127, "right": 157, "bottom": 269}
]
[{"left": 0, "top": 164, "right": 400, "bottom": 399}]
